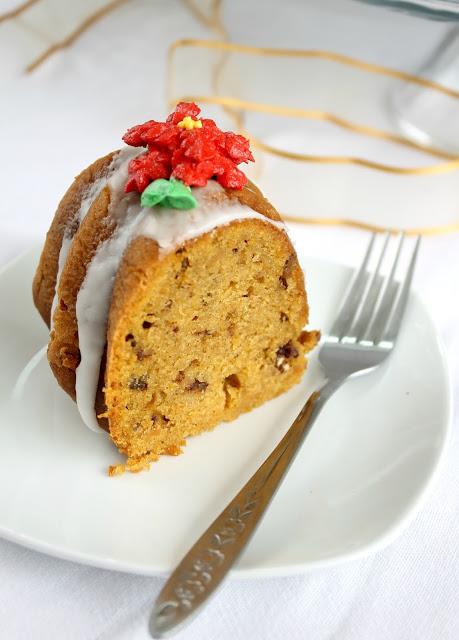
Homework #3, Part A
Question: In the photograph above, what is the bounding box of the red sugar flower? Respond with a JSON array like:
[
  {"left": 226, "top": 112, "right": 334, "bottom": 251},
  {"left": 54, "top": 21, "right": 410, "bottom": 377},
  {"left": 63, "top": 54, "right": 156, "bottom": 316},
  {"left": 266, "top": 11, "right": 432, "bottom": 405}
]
[{"left": 122, "top": 102, "right": 254, "bottom": 193}]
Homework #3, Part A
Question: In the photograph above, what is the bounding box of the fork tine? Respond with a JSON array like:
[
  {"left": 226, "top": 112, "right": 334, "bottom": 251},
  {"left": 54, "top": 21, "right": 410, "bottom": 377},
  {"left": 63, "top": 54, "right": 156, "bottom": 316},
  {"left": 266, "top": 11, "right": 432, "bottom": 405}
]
[
  {"left": 329, "top": 233, "right": 376, "bottom": 339},
  {"left": 379, "top": 235, "right": 421, "bottom": 347},
  {"left": 362, "top": 232, "right": 405, "bottom": 344},
  {"left": 349, "top": 231, "right": 390, "bottom": 342}
]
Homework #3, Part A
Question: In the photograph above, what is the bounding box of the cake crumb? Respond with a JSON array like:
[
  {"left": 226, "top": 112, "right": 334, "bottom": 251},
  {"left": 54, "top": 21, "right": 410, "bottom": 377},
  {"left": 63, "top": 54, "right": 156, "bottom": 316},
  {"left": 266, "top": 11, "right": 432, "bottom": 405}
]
[
  {"left": 299, "top": 330, "right": 321, "bottom": 351},
  {"left": 164, "top": 444, "right": 183, "bottom": 456},
  {"left": 108, "top": 463, "right": 126, "bottom": 477}
]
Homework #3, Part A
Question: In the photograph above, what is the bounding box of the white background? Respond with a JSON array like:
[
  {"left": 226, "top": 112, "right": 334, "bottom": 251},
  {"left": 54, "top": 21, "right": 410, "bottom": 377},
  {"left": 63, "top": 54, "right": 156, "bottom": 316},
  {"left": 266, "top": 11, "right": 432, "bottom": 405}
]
[{"left": 1, "top": 1, "right": 458, "bottom": 638}]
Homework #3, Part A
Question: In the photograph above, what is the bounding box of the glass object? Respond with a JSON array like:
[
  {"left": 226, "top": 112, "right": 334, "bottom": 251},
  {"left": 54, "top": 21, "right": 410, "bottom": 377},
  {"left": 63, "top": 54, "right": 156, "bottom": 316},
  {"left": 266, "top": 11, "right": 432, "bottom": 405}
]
[
  {"left": 359, "top": 1, "right": 459, "bottom": 151},
  {"left": 359, "top": 0, "right": 459, "bottom": 20}
]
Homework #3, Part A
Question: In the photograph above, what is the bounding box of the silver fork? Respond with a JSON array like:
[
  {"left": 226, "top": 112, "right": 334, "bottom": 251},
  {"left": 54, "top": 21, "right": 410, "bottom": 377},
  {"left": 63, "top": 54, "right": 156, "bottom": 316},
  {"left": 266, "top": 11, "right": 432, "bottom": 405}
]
[{"left": 150, "top": 232, "right": 421, "bottom": 639}]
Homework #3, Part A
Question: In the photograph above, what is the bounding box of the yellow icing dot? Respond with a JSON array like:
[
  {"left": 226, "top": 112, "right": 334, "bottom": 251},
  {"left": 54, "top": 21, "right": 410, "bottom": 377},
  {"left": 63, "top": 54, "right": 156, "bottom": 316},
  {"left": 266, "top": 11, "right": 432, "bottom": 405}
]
[{"left": 177, "top": 116, "right": 203, "bottom": 130}]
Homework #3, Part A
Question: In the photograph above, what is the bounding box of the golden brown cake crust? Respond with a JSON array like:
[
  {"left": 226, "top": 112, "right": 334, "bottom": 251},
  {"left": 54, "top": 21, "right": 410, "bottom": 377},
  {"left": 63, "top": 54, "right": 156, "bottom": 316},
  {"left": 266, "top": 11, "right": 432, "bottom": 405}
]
[
  {"left": 47, "top": 185, "right": 115, "bottom": 400},
  {"left": 32, "top": 152, "right": 116, "bottom": 327},
  {"left": 44, "top": 149, "right": 285, "bottom": 402}
]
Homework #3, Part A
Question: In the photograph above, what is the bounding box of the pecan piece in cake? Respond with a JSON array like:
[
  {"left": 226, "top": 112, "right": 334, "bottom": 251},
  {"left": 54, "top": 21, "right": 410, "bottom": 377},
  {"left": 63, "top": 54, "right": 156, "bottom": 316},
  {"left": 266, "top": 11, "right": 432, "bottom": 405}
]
[
  {"left": 275, "top": 341, "right": 299, "bottom": 372},
  {"left": 128, "top": 375, "right": 148, "bottom": 390},
  {"left": 186, "top": 379, "right": 208, "bottom": 392}
]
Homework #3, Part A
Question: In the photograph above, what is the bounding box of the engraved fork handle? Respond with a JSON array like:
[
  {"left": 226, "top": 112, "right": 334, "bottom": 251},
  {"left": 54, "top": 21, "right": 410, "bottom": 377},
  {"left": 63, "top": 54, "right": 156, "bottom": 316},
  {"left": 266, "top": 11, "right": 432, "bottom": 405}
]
[{"left": 150, "top": 380, "right": 341, "bottom": 638}]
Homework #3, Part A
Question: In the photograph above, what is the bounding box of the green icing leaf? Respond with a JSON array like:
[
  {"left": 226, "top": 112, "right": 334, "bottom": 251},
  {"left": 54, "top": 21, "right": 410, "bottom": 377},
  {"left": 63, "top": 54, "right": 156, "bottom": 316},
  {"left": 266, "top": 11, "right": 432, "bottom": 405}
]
[
  {"left": 140, "top": 178, "right": 197, "bottom": 210},
  {"left": 161, "top": 178, "right": 198, "bottom": 209},
  {"left": 140, "top": 179, "right": 172, "bottom": 207}
]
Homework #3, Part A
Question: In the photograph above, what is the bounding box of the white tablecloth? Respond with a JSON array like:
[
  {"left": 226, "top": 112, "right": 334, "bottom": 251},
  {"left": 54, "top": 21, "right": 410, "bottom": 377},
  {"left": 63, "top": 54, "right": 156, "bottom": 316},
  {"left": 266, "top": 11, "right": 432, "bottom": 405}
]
[{"left": 1, "top": 1, "right": 458, "bottom": 638}]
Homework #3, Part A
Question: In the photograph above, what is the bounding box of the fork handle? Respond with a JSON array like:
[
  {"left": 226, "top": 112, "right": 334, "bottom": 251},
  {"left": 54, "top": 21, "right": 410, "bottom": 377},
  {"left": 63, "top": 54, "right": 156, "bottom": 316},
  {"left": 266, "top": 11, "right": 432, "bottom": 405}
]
[{"left": 150, "top": 382, "right": 338, "bottom": 638}]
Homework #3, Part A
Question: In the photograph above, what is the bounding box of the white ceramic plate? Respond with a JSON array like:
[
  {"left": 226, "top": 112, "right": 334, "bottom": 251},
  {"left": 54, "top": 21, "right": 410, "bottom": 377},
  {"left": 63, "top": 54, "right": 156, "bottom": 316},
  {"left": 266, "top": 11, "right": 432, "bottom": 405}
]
[{"left": 0, "top": 248, "right": 451, "bottom": 577}]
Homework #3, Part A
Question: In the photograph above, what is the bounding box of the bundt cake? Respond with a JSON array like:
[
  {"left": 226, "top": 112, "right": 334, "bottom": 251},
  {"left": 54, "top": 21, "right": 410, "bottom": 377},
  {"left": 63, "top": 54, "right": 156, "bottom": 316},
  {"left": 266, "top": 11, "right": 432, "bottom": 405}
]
[{"left": 33, "top": 102, "right": 318, "bottom": 474}]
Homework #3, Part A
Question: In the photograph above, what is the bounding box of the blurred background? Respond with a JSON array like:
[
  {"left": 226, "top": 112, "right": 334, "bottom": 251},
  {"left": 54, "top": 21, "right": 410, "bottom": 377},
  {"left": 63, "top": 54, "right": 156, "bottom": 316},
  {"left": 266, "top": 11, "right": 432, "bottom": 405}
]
[{"left": 2, "top": 0, "right": 459, "bottom": 262}]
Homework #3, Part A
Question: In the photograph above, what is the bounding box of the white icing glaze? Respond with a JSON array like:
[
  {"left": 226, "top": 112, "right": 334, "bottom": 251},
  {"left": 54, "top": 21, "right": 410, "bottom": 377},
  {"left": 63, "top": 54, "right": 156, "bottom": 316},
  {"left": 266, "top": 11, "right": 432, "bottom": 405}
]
[
  {"left": 50, "top": 235, "right": 73, "bottom": 324},
  {"left": 50, "top": 147, "right": 136, "bottom": 326},
  {"left": 75, "top": 201, "right": 143, "bottom": 432},
  {"left": 138, "top": 180, "right": 285, "bottom": 254},
  {"left": 74, "top": 171, "right": 284, "bottom": 432}
]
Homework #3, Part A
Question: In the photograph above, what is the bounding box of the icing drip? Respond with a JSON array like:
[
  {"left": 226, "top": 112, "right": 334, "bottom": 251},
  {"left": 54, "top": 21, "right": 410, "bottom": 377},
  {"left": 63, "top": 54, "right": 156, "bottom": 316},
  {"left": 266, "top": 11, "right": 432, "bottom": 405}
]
[
  {"left": 50, "top": 147, "right": 136, "bottom": 326},
  {"left": 75, "top": 201, "right": 143, "bottom": 432},
  {"left": 74, "top": 170, "right": 285, "bottom": 432},
  {"left": 50, "top": 235, "right": 72, "bottom": 323}
]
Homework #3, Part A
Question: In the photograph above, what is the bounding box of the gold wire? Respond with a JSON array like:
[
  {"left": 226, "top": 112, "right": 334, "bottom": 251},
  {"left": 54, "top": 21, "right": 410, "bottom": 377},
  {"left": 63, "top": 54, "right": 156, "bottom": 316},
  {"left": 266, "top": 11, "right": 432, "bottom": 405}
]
[
  {"left": 168, "top": 33, "right": 459, "bottom": 172},
  {"left": 168, "top": 18, "right": 459, "bottom": 235},
  {"left": 168, "top": 94, "right": 459, "bottom": 174},
  {"left": 0, "top": 0, "right": 40, "bottom": 24},
  {"left": 169, "top": 38, "right": 459, "bottom": 100},
  {"left": 25, "top": 0, "right": 130, "bottom": 73},
  {"left": 182, "top": 0, "right": 227, "bottom": 38},
  {"left": 248, "top": 132, "right": 459, "bottom": 176},
  {"left": 11, "top": 0, "right": 457, "bottom": 235},
  {"left": 281, "top": 214, "right": 459, "bottom": 236}
]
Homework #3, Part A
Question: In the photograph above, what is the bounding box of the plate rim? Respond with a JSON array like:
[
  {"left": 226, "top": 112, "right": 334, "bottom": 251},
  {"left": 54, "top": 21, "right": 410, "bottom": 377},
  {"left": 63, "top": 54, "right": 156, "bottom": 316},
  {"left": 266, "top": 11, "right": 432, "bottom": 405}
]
[{"left": 0, "top": 248, "right": 453, "bottom": 578}]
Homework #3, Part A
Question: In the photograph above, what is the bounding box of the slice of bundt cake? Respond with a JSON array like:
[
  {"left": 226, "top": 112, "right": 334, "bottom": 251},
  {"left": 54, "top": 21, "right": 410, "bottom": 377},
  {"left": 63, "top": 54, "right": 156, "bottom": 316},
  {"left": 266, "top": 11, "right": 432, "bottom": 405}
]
[{"left": 33, "top": 102, "right": 318, "bottom": 474}]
